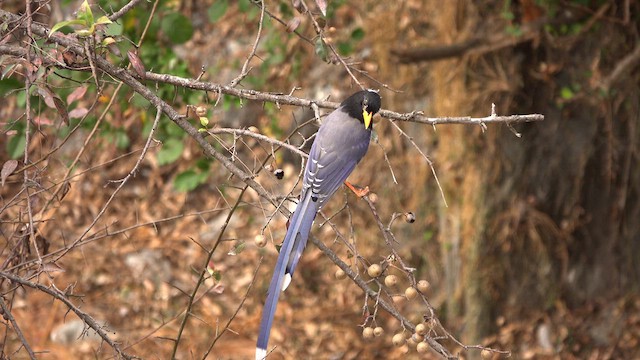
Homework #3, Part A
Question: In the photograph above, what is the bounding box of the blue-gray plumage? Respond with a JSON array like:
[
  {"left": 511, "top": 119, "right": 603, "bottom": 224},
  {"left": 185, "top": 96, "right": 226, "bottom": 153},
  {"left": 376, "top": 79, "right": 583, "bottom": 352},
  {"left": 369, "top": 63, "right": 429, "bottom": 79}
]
[{"left": 256, "top": 90, "right": 382, "bottom": 359}]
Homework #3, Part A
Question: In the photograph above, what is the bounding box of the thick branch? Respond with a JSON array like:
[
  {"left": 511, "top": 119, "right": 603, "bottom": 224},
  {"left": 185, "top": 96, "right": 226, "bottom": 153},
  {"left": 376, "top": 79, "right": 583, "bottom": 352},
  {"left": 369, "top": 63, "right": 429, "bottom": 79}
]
[{"left": 0, "top": 9, "right": 544, "bottom": 127}]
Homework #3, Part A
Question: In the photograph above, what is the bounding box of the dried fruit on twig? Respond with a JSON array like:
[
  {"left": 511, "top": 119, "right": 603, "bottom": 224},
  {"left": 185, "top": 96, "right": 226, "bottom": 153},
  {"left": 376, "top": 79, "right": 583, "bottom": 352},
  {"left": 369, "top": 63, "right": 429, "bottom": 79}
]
[{"left": 367, "top": 264, "right": 382, "bottom": 277}]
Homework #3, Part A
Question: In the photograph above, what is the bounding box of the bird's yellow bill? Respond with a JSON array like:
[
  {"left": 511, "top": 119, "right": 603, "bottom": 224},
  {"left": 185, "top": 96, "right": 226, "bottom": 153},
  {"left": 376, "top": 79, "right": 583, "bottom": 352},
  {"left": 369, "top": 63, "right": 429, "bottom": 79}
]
[{"left": 363, "top": 111, "right": 373, "bottom": 129}]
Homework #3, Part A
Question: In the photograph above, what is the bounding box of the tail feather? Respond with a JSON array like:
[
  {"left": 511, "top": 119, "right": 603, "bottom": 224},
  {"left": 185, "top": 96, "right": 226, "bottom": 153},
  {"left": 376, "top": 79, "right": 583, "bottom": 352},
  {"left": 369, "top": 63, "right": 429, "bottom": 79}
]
[
  {"left": 256, "top": 192, "right": 318, "bottom": 359},
  {"left": 284, "top": 200, "right": 317, "bottom": 286}
]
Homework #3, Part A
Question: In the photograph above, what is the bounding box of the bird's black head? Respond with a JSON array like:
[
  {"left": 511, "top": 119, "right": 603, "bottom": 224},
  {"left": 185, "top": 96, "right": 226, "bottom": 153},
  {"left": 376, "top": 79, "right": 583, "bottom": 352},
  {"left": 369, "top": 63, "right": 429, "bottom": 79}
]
[{"left": 341, "top": 90, "right": 382, "bottom": 129}]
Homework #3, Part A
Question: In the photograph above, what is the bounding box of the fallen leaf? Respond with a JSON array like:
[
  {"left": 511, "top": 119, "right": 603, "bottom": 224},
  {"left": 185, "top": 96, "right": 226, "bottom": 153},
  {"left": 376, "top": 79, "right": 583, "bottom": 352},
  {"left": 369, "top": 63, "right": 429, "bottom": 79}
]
[{"left": 1, "top": 160, "right": 18, "bottom": 187}]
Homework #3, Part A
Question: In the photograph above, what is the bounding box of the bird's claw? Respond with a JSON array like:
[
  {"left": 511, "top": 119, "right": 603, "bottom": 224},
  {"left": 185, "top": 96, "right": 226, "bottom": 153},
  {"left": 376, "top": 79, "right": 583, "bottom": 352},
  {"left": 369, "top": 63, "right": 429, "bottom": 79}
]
[{"left": 345, "top": 181, "right": 370, "bottom": 197}]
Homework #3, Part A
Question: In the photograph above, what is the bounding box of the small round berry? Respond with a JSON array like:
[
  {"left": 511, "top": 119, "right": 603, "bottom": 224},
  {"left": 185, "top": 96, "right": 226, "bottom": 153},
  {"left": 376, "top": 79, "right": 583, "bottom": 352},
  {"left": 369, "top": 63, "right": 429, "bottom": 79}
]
[
  {"left": 368, "top": 192, "right": 378, "bottom": 203},
  {"left": 417, "top": 280, "right": 431, "bottom": 292},
  {"left": 405, "top": 286, "right": 418, "bottom": 300},
  {"left": 362, "top": 327, "right": 375, "bottom": 339},
  {"left": 335, "top": 268, "right": 347, "bottom": 280},
  {"left": 248, "top": 126, "right": 259, "bottom": 133},
  {"left": 195, "top": 106, "right": 207, "bottom": 117},
  {"left": 481, "top": 349, "right": 492, "bottom": 359},
  {"left": 384, "top": 274, "right": 398, "bottom": 287},
  {"left": 373, "top": 326, "right": 384, "bottom": 337},
  {"left": 415, "top": 323, "right": 427, "bottom": 336},
  {"left": 405, "top": 212, "right": 416, "bottom": 223},
  {"left": 367, "top": 264, "right": 382, "bottom": 278},
  {"left": 392, "top": 333, "right": 405, "bottom": 347},
  {"left": 254, "top": 234, "right": 267, "bottom": 248},
  {"left": 417, "top": 341, "right": 429, "bottom": 354},
  {"left": 411, "top": 333, "right": 424, "bottom": 342}
]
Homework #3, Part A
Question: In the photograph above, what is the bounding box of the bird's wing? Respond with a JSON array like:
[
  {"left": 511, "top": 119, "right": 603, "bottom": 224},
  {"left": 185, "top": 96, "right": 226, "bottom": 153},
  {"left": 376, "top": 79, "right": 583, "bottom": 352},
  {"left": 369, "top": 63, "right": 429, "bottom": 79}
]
[
  {"left": 285, "top": 119, "right": 370, "bottom": 279},
  {"left": 303, "top": 120, "right": 370, "bottom": 206}
]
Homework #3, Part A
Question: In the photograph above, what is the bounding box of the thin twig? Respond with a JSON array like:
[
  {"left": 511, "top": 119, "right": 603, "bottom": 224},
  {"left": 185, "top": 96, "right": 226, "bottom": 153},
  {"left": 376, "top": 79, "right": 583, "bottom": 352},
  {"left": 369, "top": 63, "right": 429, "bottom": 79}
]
[
  {"left": 0, "top": 296, "right": 36, "bottom": 359},
  {"left": 108, "top": 0, "right": 145, "bottom": 21},
  {"left": 388, "top": 120, "right": 448, "bottom": 207},
  {"left": 0, "top": 271, "right": 133, "bottom": 359},
  {"left": 203, "top": 259, "right": 262, "bottom": 357},
  {"left": 22, "top": 0, "right": 42, "bottom": 267},
  {"left": 228, "top": 0, "right": 265, "bottom": 87},
  {"left": 208, "top": 128, "right": 308, "bottom": 159},
  {"left": 171, "top": 184, "right": 250, "bottom": 358},
  {"left": 52, "top": 105, "right": 162, "bottom": 262}
]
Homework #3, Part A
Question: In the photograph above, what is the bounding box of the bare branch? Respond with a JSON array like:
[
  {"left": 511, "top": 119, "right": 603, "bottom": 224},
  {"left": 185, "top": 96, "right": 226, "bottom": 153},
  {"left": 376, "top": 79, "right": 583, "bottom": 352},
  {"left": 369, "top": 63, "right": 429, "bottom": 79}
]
[
  {"left": 108, "top": 0, "right": 145, "bottom": 22},
  {"left": 228, "top": 0, "right": 265, "bottom": 87},
  {"left": 600, "top": 42, "right": 640, "bottom": 91},
  {"left": 0, "top": 296, "right": 36, "bottom": 359},
  {"left": 0, "top": 271, "right": 133, "bottom": 359},
  {"left": 172, "top": 184, "right": 250, "bottom": 357}
]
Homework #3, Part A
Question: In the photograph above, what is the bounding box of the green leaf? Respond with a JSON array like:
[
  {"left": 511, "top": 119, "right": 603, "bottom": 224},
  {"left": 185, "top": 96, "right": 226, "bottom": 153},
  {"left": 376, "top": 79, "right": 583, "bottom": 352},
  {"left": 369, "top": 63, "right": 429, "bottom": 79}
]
[
  {"left": 157, "top": 138, "right": 184, "bottom": 165},
  {"left": 208, "top": 0, "right": 229, "bottom": 23},
  {"left": 0, "top": 78, "right": 22, "bottom": 97},
  {"left": 238, "top": 0, "right": 252, "bottom": 13},
  {"left": 50, "top": 19, "right": 86, "bottom": 36},
  {"left": 95, "top": 15, "right": 112, "bottom": 26},
  {"left": 7, "top": 134, "right": 26, "bottom": 159},
  {"left": 164, "top": 121, "right": 184, "bottom": 137},
  {"left": 505, "top": 25, "right": 522, "bottom": 37},
  {"left": 104, "top": 20, "right": 123, "bottom": 36},
  {"left": 174, "top": 170, "right": 198, "bottom": 191},
  {"left": 161, "top": 13, "right": 193, "bottom": 44},
  {"left": 337, "top": 41, "right": 353, "bottom": 55},
  {"left": 315, "top": 38, "right": 329, "bottom": 62},
  {"left": 77, "top": 0, "right": 94, "bottom": 26},
  {"left": 195, "top": 158, "right": 211, "bottom": 171},
  {"left": 212, "top": 270, "right": 222, "bottom": 282},
  {"left": 227, "top": 241, "right": 246, "bottom": 256},
  {"left": 560, "top": 86, "right": 575, "bottom": 100},
  {"left": 351, "top": 27, "right": 365, "bottom": 41},
  {"left": 113, "top": 130, "right": 130, "bottom": 149},
  {"left": 173, "top": 169, "right": 208, "bottom": 192}
]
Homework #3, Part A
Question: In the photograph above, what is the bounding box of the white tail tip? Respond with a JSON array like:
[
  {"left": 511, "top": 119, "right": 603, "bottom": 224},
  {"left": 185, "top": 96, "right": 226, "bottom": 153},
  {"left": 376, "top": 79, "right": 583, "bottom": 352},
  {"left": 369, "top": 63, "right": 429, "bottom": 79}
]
[
  {"left": 282, "top": 273, "right": 292, "bottom": 291},
  {"left": 256, "top": 347, "right": 267, "bottom": 360}
]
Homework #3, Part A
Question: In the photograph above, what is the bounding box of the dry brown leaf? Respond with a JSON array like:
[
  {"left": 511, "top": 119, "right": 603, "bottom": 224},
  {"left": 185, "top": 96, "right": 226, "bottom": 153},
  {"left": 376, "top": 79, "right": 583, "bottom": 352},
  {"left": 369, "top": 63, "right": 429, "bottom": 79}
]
[
  {"left": 127, "top": 49, "right": 146, "bottom": 79},
  {"left": 1, "top": 160, "right": 18, "bottom": 187},
  {"left": 66, "top": 86, "right": 88, "bottom": 104}
]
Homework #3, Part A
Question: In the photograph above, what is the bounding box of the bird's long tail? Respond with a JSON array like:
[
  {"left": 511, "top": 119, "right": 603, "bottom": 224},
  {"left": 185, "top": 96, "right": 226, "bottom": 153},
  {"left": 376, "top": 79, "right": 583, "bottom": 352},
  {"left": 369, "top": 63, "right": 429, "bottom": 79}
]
[{"left": 256, "top": 191, "right": 318, "bottom": 360}]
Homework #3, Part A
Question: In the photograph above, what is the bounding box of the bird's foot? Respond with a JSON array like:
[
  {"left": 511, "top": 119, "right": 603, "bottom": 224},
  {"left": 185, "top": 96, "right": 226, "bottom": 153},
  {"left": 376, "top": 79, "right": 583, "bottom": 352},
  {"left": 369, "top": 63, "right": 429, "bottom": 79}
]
[{"left": 345, "top": 181, "right": 370, "bottom": 197}]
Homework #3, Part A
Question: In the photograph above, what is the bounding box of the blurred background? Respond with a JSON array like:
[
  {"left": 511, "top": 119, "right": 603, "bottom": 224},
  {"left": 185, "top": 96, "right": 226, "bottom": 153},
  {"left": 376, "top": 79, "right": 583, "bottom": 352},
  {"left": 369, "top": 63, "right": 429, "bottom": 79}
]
[{"left": 1, "top": 0, "right": 639, "bottom": 359}]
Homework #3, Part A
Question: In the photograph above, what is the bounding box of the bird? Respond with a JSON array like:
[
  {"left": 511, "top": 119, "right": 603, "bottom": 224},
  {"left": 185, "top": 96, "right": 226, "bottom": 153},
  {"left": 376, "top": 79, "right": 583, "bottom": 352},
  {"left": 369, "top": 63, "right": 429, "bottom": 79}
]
[{"left": 256, "top": 90, "right": 382, "bottom": 359}]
